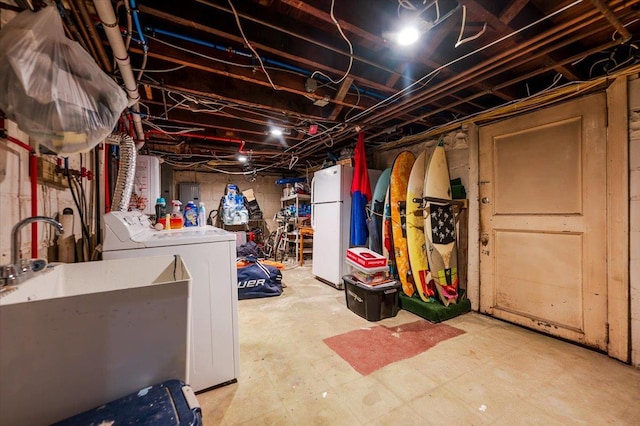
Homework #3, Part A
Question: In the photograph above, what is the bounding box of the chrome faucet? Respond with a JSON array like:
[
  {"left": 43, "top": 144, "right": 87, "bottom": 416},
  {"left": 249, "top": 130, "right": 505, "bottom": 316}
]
[
  {"left": 11, "top": 216, "right": 64, "bottom": 269},
  {"left": 2, "top": 216, "right": 64, "bottom": 287}
]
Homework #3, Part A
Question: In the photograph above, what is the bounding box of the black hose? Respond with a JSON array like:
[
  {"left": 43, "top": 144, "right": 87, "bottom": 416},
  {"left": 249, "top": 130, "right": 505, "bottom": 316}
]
[{"left": 66, "top": 163, "right": 91, "bottom": 257}]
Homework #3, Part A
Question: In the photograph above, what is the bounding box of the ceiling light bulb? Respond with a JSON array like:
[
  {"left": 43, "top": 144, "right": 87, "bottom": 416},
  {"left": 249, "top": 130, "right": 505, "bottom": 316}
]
[
  {"left": 238, "top": 155, "right": 247, "bottom": 163},
  {"left": 397, "top": 27, "right": 420, "bottom": 46},
  {"left": 270, "top": 128, "right": 283, "bottom": 136}
]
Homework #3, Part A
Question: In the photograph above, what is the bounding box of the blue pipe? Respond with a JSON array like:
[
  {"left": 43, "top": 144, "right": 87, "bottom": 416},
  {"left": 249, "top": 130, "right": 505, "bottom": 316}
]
[
  {"left": 146, "top": 26, "right": 251, "bottom": 58},
  {"left": 129, "top": 0, "right": 148, "bottom": 51},
  {"left": 146, "top": 25, "right": 311, "bottom": 81},
  {"left": 144, "top": 26, "right": 390, "bottom": 101}
]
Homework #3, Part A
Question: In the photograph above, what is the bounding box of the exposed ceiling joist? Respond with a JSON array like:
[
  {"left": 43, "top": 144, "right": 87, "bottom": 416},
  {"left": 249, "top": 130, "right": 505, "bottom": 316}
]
[{"left": 18, "top": 0, "right": 637, "bottom": 174}]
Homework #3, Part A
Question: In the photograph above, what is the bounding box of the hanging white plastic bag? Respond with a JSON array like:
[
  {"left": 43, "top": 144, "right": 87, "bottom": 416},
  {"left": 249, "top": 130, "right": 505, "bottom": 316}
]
[{"left": 0, "top": 7, "right": 127, "bottom": 154}]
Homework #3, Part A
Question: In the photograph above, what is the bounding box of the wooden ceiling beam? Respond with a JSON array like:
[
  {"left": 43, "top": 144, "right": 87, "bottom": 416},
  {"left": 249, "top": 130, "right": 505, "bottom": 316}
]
[
  {"left": 383, "top": 36, "right": 625, "bottom": 136},
  {"left": 277, "top": 0, "right": 387, "bottom": 48},
  {"left": 142, "top": 100, "right": 305, "bottom": 146},
  {"left": 143, "top": 101, "right": 268, "bottom": 137},
  {"left": 128, "top": 46, "right": 367, "bottom": 111},
  {"left": 328, "top": 77, "right": 354, "bottom": 121},
  {"left": 139, "top": 1, "right": 514, "bottom": 117},
  {"left": 274, "top": 0, "right": 516, "bottom": 101},
  {"left": 461, "top": 0, "right": 579, "bottom": 81},
  {"left": 140, "top": 75, "right": 426, "bottom": 130},
  {"left": 138, "top": 5, "right": 402, "bottom": 97},
  {"left": 338, "top": 2, "right": 630, "bottom": 131},
  {"left": 385, "top": 63, "right": 407, "bottom": 89},
  {"left": 499, "top": 0, "right": 529, "bottom": 25},
  {"left": 141, "top": 81, "right": 337, "bottom": 125}
]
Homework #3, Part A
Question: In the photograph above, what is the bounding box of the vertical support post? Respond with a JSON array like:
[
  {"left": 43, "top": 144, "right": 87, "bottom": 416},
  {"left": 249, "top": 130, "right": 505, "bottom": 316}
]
[{"left": 606, "top": 77, "right": 630, "bottom": 362}]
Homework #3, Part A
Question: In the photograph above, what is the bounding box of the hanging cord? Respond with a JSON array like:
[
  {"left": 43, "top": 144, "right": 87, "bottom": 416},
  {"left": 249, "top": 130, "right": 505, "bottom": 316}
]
[
  {"left": 455, "top": 5, "right": 487, "bottom": 48},
  {"left": 309, "top": 0, "right": 354, "bottom": 85},
  {"left": 397, "top": 0, "right": 440, "bottom": 21},
  {"left": 288, "top": 155, "right": 299, "bottom": 170},
  {"left": 227, "top": 0, "right": 278, "bottom": 90}
]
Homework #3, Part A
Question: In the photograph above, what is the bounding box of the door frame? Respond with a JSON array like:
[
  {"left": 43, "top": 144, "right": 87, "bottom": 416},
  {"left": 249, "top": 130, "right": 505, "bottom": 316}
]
[
  {"left": 605, "top": 77, "right": 630, "bottom": 362},
  {"left": 470, "top": 78, "right": 630, "bottom": 362}
]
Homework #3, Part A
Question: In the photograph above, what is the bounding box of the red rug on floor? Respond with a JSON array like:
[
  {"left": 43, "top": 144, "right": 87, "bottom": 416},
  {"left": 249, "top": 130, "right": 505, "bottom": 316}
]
[{"left": 323, "top": 320, "right": 465, "bottom": 375}]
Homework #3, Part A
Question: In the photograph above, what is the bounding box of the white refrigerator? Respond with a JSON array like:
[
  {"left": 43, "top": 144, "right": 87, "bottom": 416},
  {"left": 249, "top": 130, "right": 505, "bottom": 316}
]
[{"left": 311, "top": 165, "right": 380, "bottom": 289}]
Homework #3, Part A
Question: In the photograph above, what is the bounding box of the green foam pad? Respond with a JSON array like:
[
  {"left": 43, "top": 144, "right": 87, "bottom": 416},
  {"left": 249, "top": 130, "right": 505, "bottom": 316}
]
[{"left": 399, "top": 293, "right": 472, "bottom": 323}]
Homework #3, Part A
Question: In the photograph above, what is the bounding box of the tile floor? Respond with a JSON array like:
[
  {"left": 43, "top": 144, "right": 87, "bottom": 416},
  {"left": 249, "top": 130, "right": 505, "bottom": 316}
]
[{"left": 198, "top": 265, "right": 640, "bottom": 425}]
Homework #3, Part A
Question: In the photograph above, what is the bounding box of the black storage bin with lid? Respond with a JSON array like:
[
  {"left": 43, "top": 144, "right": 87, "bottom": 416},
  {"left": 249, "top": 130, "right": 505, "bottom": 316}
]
[{"left": 343, "top": 275, "right": 401, "bottom": 321}]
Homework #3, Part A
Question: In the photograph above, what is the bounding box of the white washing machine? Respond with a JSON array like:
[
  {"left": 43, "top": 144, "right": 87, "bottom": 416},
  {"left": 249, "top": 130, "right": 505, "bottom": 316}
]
[{"left": 103, "top": 211, "right": 239, "bottom": 392}]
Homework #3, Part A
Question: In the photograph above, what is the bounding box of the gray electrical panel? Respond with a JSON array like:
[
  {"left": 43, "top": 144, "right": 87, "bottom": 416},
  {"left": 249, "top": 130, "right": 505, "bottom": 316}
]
[{"left": 179, "top": 182, "right": 200, "bottom": 206}]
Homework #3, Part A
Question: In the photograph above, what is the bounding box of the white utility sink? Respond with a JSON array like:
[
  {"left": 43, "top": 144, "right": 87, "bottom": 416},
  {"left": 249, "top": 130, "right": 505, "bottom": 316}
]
[{"left": 0, "top": 255, "right": 192, "bottom": 426}]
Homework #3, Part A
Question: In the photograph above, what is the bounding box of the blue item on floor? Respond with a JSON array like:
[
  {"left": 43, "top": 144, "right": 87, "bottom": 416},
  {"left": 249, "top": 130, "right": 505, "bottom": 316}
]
[
  {"left": 52, "top": 380, "right": 201, "bottom": 426},
  {"left": 237, "top": 256, "right": 283, "bottom": 299}
]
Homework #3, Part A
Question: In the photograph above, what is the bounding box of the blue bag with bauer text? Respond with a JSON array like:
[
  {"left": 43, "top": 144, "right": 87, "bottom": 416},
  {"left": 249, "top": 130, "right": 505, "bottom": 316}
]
[{"left": 237, "top": 257, "right": 283, "bottom": 299}]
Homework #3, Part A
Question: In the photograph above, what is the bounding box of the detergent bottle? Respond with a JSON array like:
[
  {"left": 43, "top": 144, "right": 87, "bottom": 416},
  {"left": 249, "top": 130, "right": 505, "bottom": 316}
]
[
  {"left": 170, "top": 200, "right": 183, "bottom": 229},
  {"left": 183, "top": 200, "right": 198, "bottom": 227}
]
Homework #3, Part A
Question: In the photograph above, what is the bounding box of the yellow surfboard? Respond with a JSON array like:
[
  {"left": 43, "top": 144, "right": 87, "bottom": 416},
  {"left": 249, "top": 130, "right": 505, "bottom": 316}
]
[
  {"left": 390, "top": 151, "right": 416, "bottom": 297},
  {"left": 406, "top": 151, "right": 436, "bottom": 302},
  {"left": 423, "top": 143, "right": 458, "bottom": 306}
]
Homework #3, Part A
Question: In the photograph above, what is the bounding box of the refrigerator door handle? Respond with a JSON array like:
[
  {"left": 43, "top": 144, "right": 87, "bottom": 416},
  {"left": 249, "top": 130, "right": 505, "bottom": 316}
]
[{"left": 311, "top": 176, "right": 315, "bottom": 229}]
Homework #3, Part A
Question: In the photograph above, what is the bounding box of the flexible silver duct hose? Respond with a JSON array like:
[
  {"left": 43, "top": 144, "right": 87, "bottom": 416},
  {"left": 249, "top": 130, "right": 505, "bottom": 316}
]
[{"left": 106, "top": 133, "right": 136, "bottom": 212}]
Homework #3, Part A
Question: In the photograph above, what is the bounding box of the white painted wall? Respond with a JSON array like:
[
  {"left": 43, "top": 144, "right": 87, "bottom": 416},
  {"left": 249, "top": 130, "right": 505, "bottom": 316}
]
[{"left": 628, "top": 78, "right": 640, "bottom": 367}]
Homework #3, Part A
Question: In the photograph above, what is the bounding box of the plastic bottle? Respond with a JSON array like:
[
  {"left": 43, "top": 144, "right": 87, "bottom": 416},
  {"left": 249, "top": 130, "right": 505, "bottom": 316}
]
[
  {"left": 183, "top": 200, "right": 198, "bottom": 227},
  {"left": 154, "top": 197, "right": 166, "bottom": 221},
  {"left": 170, "top": 200, "right": 183, "bottom": 228},
  {"left": 198, "top": 202, "right": 206, "bottom": 227}
]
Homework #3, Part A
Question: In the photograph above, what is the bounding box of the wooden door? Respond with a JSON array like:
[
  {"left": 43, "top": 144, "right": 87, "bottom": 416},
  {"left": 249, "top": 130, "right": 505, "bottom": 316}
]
[{"left": 479, "top": 94, "right": 608, "bottom": 350}]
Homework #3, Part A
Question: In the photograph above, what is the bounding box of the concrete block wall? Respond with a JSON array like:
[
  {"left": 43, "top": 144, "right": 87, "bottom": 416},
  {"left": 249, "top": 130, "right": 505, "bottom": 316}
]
[
  {"left": 629, "top": 79, "right": 640, "bottom": 367},
  {"left": 173, "top": 170, "right": 283, "bottom": 233}
]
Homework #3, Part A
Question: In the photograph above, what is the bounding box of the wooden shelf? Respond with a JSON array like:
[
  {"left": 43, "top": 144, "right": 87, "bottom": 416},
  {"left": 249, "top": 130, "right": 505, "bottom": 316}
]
[{"left": 280, "top": 193, "right": 311, "bottom": 202}]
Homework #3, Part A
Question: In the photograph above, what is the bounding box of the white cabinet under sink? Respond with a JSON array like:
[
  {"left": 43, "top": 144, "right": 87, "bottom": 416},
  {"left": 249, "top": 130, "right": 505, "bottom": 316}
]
[{"left": 0, "top": 255, "right": 192, "bottom": 426}]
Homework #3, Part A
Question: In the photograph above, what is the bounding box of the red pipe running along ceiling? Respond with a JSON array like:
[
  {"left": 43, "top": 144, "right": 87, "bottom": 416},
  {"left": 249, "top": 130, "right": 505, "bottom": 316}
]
[{"left": 144, "top": 129, "right": 282, "bottom": 155}]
